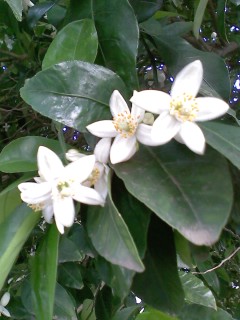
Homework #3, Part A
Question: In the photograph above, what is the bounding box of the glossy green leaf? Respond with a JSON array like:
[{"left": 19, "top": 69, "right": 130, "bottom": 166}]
[
  {"left": 174, "top": 231, "right": 193, "bottom": 268},
  {"left": 112, "top": 306, "right": 140, "bottom": 320},
  {"left": 179, "top": 304, "right": 235, "bottom": 320},
  {"left": 0, "top": 187, "right": 21, "bottom": 223},
  {"left": 114, "top": 142, "right": 233, "bottom": 245},
  {"left": 0, "top": 136, "right": 65, "bottom": 173},
  {"left": 132, "top": 217, "right": 184, "bottom": 313},
  {"left": 141, "top": 20, "right": 230, "bottom": 99},
  {"left": 136, "top": 307, "right": 178, "bottom": 320},
  {"left": 229, "top": 0, "right": 240, "bottom": 5},
  {"left": 58, "top": 236, "right": 84, "bottom": 263},
  {"left": 0, "top": 204, "right": 40, "bottom": 291},
  {"left": 80, "top": 299, "right": 96, "bottom": 320},
  {"left": 129, "top": 0, "right": 163, "bottom": 22},
  {"left": 179, "top": 271, "right": 216, "bottom": 309},
  {"left": 95, "top": 256, "right": 135, "bottom": 299},
  {"left": 4, "top": 0, "right": 23, "bottom": 21},
  {"left": 20, "top": 61, "right": 127, "bottom": 131},
  {"left": 200, "top": 121, "right": 240, "bottom": 169},
  {"left": 87, "top": 194, "right": 144, "bottom": 272},
  {"left": 58, "top": 262, "right": 83, "bottom": 289},
  {"left": 193, "top": 0, "right": 208, "bottom": 39},
  {"left": 31, "top": 224, "right": 59, "bottom": 320},
  {"left": 42, "top": 19, "right": 98, "bottom": 69},
  {"left": 54, "top": 283, "right": 77, "bottom": 319},
  {"left": 27, "top": 2, "right": 56, "bottom": 28},
  {"left": 95, "top": 286, "right": 121, "bottom": 320}
]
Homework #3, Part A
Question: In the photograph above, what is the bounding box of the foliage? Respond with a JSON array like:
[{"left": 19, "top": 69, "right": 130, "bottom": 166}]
[{"left": 0, "top": 0, "right": 240, "bottom": 319}]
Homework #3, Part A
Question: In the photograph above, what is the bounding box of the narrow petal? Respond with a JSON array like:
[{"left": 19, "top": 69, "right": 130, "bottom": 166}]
[
  {"left": 171, "top": 60, "right": 203, "bottom": 98},
  {"left": 37, "top": 146, "right": 64, "bottom": 181},
  {"left": 94, "top": 166, "right": 109, "bottom": 200},
  {"left": 87, "top": 120, "right": 117, "bottom": 138},
  {"left": 136, "top": 124, "right": 164, "bottom": 146},
  {"left": 55, "top": 220, "right": 65, "bottom": 234},
  {"left": 53, "top": 196, "right": 75, "bottom": 228},
  {"left": 1, "top": 293, "right": 10, "bottom": 307},
  {"left": 0, "top": 306, "right": 10, "bottom": 317},
  {"left": 94, "top": 138, "right": 112, "bottom": 164},
  {"left": 64, "top": 154, "right": 96, "bottom": 183},
  {"left": 73, "top": 185, "right": 105, "bottom": 206},
  {"left": 66, "top": 149, "right": 85, "bottom": 162},
  {"left": 151, "top": 112, "right": 181, "bottom": 143},
  {"left": 109, "top": 90, "right": 130, "bottom": 117},
  {"left": 110, "top": 135, "right": 137, "bottom": 164},
  {"left": 42, "top": 202, "right": 54, "bottom": 223},
  {"left": 178, "top": 122, "right": 205, "bottom": 155},
  {"left": 195, "top": 97, "right": 229, "bottom": 121},
  {"left": 131, "top": 103, "right": 145, "bottom": 123},
  {"left": 130, "top": 90, "right": 171, "bottom": 114},
  {"left": 18, "top": 182, "right": 52, "bottom": 204}
]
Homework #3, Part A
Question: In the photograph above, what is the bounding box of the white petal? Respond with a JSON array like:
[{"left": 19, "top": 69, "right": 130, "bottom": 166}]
[
  {"left": 94, "top": 138, "right": 112, "bottom": 164},
  {"left": 42, "top": 202, "right": 54, "bottom": 223},
  {"left": 53, "top": 196, "right": 75, "bottom": 228},
  {"left": 73, "top": 185, "right": 105, "bottom": 206},
  {"left": 0, "top": 306, "right": 10, "bottom": 317},
  {"left": 1, "top": 293, "right": 10, "bottom": 307},
  {"left": 64, "top": 155, "right": 96, "bottom": 183},
  {"left": 94, "top": 166, "right": 109, "bottom": 200},
  {"left": 37, "top": 146, "right": 64, "bottom": 181},
  {"left": 18, "top": 182, "right": 52, "bottom": 204},
  {"left": 65, "top": 149, "right": 85, "bottom": 162},
  {"left": 195, "top": 97, "right": 229, "bottom": 121},
  {"left": 178, "top": 122, "right": 205, "bottom": 154},
  {"left": 87, "top": 120, "right": 117, "bottom": 138},
  {"left": 55, "top": 220, "right": 65, "bottom": 234},
  {"left": 130, "top": 90, "right": 171, "bottom": 114},
  {"left": 110, "top": 135, "right": 137, "bottom": 164},
  {"left": 171, "top": 60, "right": 203, "bottom": 98},
  {"left": 151, "top": 112, "right": 181, "bottom": 143},
  {"left": 109, "top": 90, "right": 129, "bottom": 117},
  {"left": 136, "top": 123, "right": 163, "bottom": 146},
  {"left": 131, "top": 103, "right": 145, "bottom": 123}
]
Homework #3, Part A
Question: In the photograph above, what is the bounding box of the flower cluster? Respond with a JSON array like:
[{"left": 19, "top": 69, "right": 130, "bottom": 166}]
[{"left": 18, "top": 60, "right": 229, "bottom": 233}]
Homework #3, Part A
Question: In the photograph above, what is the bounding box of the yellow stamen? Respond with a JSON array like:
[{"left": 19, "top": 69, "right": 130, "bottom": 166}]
[
  {"left": 112, "top": 110, "right": 138, "bottom": 138},
  {"left": 170, "top": 93, "right": 199, "bottom": 122}
]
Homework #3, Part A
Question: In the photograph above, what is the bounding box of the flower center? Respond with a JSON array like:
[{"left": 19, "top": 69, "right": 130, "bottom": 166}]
[
  {"left": 28, "top": 203, "right": 44, "bottom": 212},
  {"left": 57, "top": 180, "right": 73, "bottom": 197},
  {"left": 113, "top": 111, "right": 138, "bottom": 138},
  {"left": 170, "top": 93, "right": 199, "bottom": 122},
  {"left": 88, "top": 167, "right": 100, "bottom": 186}
]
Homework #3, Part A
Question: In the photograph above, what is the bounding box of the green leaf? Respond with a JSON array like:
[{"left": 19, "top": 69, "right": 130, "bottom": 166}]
[
  {"left": 87, "top": 194, "right": 144, "bottom": 272},
  {"left": 179, "top": 304, "right": 235, "bottom": 320},
  {"left": 112, "top": 306, "right": 140, "bottom": 320},
  {"left": 95, "top": 286, "right": 120, "bottom": 320},
  {"left": 129, "top": 0, "right": 163, "bottom": 22},
  {"left": 0, "top": 204, "right": 40, "bottom": 291},
  {"left": 132, "top": 217, "right": 184, "bottom": 313},
  {"left": 80, "top": 299, "right": 96, "bottom": 320},
  {"left": 0, "top": 136, "right": 65, "bottom": 173},
  {"left": 0, "top": 187, "right": 21, "bottom": 223},
  {"left": 20, "top": 61, "right": 126, "bottom": 131},
  {"left": 193, "top": 0, "right": 208, "bottom": 39},
  {"left": 42, "top": 19, "right": 98, "bottom": 69},
  {"left": 114, "top": 142, "right": 233, "bottom": 246},
  {"left": 4, "top": 0, "right": 23, "bottom": 21},
  {"left": 27, "top": 2, "right": 56, "bottom": 28},
  {"left": 229, "top": 0, "right": 240, "bottom": 5},
  {"left": 54, "top": 283, "right": 77, "bottom": 319},
  {"left": 58, "top": 262, "right": 83, "bottom": 289},
  {"left": 200, "top": 121, "right": 240, "bottom": 169},
  {"left": 31, "top": 224, "right": 60, "bottom": 320},
  {"left": 136, "top": 307, "right": 178, "bottom": 320},
  {"left": 58, "top": 236, "right": 84, "bottom": 263},
  {"left": 179, "top": 271, "right": 217, "bottom": 309}
]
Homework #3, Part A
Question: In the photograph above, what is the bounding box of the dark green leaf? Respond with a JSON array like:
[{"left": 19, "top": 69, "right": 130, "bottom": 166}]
[
  {"left": 112, "top": 306, "right": 140, "bottom": 320},
  {"left": 20, "top": 61, "right": 127, "bottom": 131},
  {"left": 42, "top": 19, "right": 98, "bottom": 69},
  {"left": 132, "top": 217, "right": 184, "bottom": 313},
  {"left": 0, "top": 188, "right": 21, "bottom": 223},
  {"left": 31, "top": 224, "right": 60, "bottom": 320},
  {"left": 136, "top": 307, "right": 178, "bottom": 320},
  {"left": 129, "top": 0, "right": 163, "bottom": 22},
  {"left": 58, "top": 236, "right": 84, "bottom": 263},
  {"left": 4, "top": 0, "right": 23, "bottom": 21},
  {"left": 0, "top": 136, "right": 65, "bottom": 173},
  {"left": 95, "top": 286, "right": 119, "bottom": 320},
  {"left": 58, "top": 262, "right": 83, "bottom": 289},
  {"left": 87, "top": 195, "right": 144, "bottom": 272},
  {"left": 200, "top": 121, "right": 240, "bottom": 169},
  {"left": 54, "top": 283, "right": 77, "bottom": 319},
  {"left": 113, "top": 142, "right": 233, "bottom": 245},
  {"left": 27, "top": 2, "right": 56, "bottom": 28},
  {"left": 0, "top": 204, "right": 40, "bottom": 290},
  {"left": 179, "top": 304, "right": 235, "bottom": 320}
]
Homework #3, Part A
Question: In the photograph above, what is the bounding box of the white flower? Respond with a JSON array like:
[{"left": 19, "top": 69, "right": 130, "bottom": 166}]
[
  {"left": 0, "top": 292, "right": 10, "bottom": 318},
  {"left": 86, "top": 90, "right": 157, "bottom": 164},
  {"left": 22, "top": 0, "right": 34, "bottom": 11},
  {"left": 130, "top": 60, "right": 229, "bottom": 154},
  {"left": 66, "top": 138, "right": 111, "bottom": 200},
  {"left": 18, "top": 146, "right": 104, "bottom": 234}
]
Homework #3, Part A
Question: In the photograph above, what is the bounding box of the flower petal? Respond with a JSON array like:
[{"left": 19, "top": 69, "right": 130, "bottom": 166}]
[
  {"left": 178, "top": 122, "right": 205, "bottom": 154},
  {"left": 73, "top": 185, "right": 105, "bottom": 206},
  {"left": 1, "top": 293, "right": 10, "bottom": 307},
  {"left": 131, "top": 103, "right": 145, "bottom": 123},
  {"left": 55, "top": 220, "right": 65, "bottom": 234},
  {"left": 18, "top": 182, "right": 52, "bottom": 204},
  {"left": 94, "top": 165, "right": 109, "bottom": 201},
  {"left": 42, "top": 201, "right": 54, "bottom": 223},
  {"left": 37, "top": 146, "right": 64, "bottom": 181},
  {"left": 65, "top": 149, "right": 85, "bottom": 162},
  {"left": 136, "top": 123, "right": 163, "bottom": 146},
  {"left": 87, "top": 120, "right": 117, "bottom": 138},
  {"left": 130, "top": 90, "right": 171, "bottom": 114},
  {"left": 64, "top": 155, "right": 96, "bottom": 183},
  {"left": 151, "top": 112, "right": 181, "bottom": 143},
  {"left": 171, "top": 60, "right": 203, "bottom": 98},
  {"left": 109, "top": 90, "right": 129, "bottom": 117},
  {"left": 195, "top": 97, "right": 229, "bottom": 121},
  {"left": 0, "top": 306, "right": 10, "bottom": 318},
  {"left": 94, "top": 138, "right": 112, "bottom": 164},
  {"left": 110, "top": 135, "right": 137, "bottom": 164},
  {"left": 53, "top": 196, "right": 75, "bottom": 228}
]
